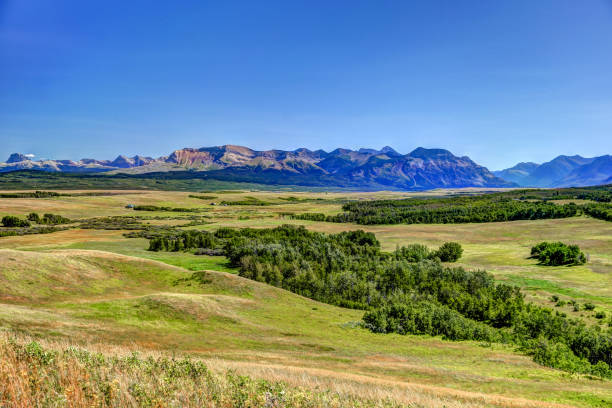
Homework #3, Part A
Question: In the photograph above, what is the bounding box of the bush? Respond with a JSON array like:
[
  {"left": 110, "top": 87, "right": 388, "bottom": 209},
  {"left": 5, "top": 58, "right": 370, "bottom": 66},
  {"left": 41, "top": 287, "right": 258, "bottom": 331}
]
[
  {"left": 530, "top": 242, "right": 586, "bottom": 266},
  {"left": 394, "top": 244, "right": 430, "bottom": 262},
  {"left": 27, "top": 212, "right": 41, "bottom": 222},
  {"left": 40, "top": 213, "right": 71, "bottom": 225},
  {"left": 432, "top": 242, "right": 463, "bottom": 262},
  {"left": 1, "top": 215, "right": 30, "bottom": 228}
]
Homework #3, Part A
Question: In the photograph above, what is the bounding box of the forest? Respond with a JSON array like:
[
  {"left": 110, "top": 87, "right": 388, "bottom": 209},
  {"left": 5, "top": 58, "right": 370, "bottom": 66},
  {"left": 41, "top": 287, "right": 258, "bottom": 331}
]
[
  {"left": 290, "top": 186, "right": 612, "bottom": 225},
  {"left": 147, "top": 225, "right": 612, "bottom": 379},
  {"left": 294, "top": 195, "right": 581, "bottom": 224}
]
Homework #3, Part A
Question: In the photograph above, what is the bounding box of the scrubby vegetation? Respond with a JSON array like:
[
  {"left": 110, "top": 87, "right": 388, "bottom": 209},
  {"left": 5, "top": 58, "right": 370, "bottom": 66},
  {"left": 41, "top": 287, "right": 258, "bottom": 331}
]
[
  {"left": 79, "top": 215, "right": 211, "bottom": 232},
  {"left": 220, "top": 197, "right": 271, "bottom": 206},
  {"left": 145, "top": 225, "right": 612, "bottom": 378},
  {"left": 26, "top": 212, "right": 71, "bottom": 225},
  {"left": 0, "top": 213, "right": 71, "bottom": 235},
  {"left": 0, "top": 225, "right": 68, "bottom": 237},
  {"left": 189, "top": 194, "right": 218, "bottom": 200},
  {"left": 80, "top": 216, "right": 150, "bottom": 230},
  {"left": 1, "top": 215, "right": 30, "bottom": 227},
  {"left": 530, "top": 242, "right": 587, "bottom": 266},
  {"left": 0, "top": 337, "right": 400, "bottom": 408},
  {"left": 132, "top": 205, "right": 204, "bottom": 212}
]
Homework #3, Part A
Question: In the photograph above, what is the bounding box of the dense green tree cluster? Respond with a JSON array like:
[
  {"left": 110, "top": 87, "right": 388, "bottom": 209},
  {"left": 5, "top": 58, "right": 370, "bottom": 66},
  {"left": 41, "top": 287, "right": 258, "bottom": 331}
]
[
  {"left": 148, "top": 230, "right": 218, "bottom": 252},
  {"left": 507, "top": 186, "right": 612, "bottom": 202},
  {"left": 363, "top": 298, "right": 503, "bottom": 342},
  {"left": 365, "top": 295, "right": 612, "bottom": 377},
  {"left": 582, "top": 203, "right": 612, "bottom": 222},
  {"left": 146, "top": 225, "right": 611, "bottom": 378},
  {"left": 1, "top": 215, "right": 31, "bottom": 227},
  {"left": 294, "top": 196, "right": 580, "bottom": 225},
  {"left": 26, "top": 213, "right": 71, "bottom": 225},
  {"left": 531, "top": 242, "right": 586, "bottom": 266},
  {"left": 576, "top": 192, "right": 612, "bottom": 202}
]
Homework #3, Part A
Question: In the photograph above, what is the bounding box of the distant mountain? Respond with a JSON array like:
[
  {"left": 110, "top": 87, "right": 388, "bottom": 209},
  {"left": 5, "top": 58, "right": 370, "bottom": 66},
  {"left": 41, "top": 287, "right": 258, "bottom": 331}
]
[
  {"left": 6, "top": 153, "right": 32, "bottom": 163},
  {"left": 0, "top": 154, "right": 155, "bottom": 173},
  {"left": 1, "top": 145, "right": 514, "bottom": 190},
  {"left": 495, "top": 154, "right": 612, "bottom": 187},
  {"left": 493, "top": 162, "right": 539, "bottom": 186},
  {"left": 557, "top": 155, "right": 612, "bottom": 187}
]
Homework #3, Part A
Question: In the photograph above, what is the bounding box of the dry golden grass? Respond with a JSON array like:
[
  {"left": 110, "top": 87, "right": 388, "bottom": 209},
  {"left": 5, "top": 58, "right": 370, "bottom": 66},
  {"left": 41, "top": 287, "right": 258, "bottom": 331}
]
[{"left": 0, "top": 333, "right": 576, "bottom": 408}]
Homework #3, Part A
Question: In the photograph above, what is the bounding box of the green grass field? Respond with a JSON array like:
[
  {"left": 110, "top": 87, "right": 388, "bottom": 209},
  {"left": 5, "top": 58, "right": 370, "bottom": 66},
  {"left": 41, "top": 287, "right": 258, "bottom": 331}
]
[{"left": 1, "top": 189, "right": 611, "bottom": 407}]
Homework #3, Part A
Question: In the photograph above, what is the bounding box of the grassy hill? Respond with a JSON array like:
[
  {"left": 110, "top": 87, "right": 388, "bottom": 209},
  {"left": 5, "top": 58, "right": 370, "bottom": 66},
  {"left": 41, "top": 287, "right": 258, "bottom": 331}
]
[
  {"left": 0, "top": 248, "right": 611, "bottom": 407},
  {"left": 1, "top": 189, "right": 612, "bottom": 406}
]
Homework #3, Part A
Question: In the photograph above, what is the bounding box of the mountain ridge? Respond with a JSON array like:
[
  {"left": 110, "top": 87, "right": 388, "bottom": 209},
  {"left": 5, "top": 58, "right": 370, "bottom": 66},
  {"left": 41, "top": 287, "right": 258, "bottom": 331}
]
[
  {"left": 494, "top": 154, "right": 612, "bottom": 187},
  {"left": 1, "top": 145, "right": 514, "bottom": 190}
]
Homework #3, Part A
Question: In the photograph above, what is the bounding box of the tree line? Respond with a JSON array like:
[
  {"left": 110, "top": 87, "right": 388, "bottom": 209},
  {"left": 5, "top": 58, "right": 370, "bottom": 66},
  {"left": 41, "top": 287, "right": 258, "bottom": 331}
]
[
  {"left": 293, "top": 197, "right": 580, "bottom": 225},
  {"left": 582, "top": 203, "right": 612, "bottom": 222},
  {"left": 131, "top": 205, "right": 203, "bottom": 212}
]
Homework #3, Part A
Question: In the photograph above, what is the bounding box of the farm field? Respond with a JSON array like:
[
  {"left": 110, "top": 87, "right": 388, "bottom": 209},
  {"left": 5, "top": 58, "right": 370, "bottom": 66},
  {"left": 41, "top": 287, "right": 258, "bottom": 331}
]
[{"left": 1, "top": 189, "right": 611, "bottom": 407}]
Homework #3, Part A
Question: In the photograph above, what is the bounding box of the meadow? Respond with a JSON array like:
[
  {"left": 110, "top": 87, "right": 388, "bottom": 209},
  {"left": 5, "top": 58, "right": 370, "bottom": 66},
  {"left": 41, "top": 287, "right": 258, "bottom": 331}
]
[{"left": 1, "top": 188, "right": 611, "bottom": 407}]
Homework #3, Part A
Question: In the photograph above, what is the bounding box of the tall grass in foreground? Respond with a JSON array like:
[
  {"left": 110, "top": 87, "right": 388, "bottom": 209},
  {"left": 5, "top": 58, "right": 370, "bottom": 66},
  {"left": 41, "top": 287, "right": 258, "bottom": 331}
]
[{"left": 0, "top": 334, "right": 405, "bottom": 408}]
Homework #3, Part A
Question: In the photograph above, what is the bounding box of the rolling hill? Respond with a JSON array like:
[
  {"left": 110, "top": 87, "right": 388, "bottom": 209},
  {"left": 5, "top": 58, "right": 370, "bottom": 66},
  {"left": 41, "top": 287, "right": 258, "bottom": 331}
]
[{"left": 1, "top": 247, "right": 609, "bottom": 407}]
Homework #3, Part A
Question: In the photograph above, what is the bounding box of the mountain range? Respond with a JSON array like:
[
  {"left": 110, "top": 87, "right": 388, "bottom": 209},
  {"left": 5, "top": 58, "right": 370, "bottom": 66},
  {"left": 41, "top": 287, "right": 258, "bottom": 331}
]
[
  {"left": 493, "top": 155, "right": 612, "bottom": 187},
  {"left": 6, "top": 145, "right": 611, "bottom": 190},
  {"left": 0, "top": 145, "right": 513, "bottom": 190}
]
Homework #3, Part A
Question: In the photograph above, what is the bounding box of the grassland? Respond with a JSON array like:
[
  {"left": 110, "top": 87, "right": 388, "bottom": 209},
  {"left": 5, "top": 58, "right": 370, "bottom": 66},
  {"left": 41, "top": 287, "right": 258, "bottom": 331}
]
[{"left": 1, "top": 189, "right": 611, "bottom": 407}]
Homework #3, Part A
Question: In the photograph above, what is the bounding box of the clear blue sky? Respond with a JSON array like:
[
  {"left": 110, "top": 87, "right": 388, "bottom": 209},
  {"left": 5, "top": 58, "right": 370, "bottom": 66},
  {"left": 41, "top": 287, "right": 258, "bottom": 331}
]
[{"left": 1, "top": 0, "right": 612, "bottom": 169}]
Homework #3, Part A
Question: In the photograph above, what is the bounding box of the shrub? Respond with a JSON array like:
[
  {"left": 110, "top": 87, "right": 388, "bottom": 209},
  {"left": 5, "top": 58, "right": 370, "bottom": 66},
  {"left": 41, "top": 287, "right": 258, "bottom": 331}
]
[
  {"left": 432, "top": 242, "right": 463, "bottom": 262},
  {"left": 394, "top": 244, "right": 430, "bottom": 262},
  {"left": 40, "top": 213, "right": 71, "bottom": 225},
  {"left": 27, "top": 212, "right": 41, "bottom": 222},
  {"left": 530, "top": 242, "right": 586, "bottom": 266},
  {"left": 1, "top": 215, "right": 30, "bottom": 227}
]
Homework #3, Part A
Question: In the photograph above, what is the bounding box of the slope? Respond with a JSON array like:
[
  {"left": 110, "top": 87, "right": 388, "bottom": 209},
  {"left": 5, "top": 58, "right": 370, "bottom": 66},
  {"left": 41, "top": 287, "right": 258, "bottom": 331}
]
[{"left": 0, "top": 248, "right": 610, "bottom": 407}]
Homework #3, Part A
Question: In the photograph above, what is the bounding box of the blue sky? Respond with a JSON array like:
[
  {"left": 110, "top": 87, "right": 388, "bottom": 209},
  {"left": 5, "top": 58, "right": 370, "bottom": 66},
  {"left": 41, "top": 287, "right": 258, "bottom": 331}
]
[{"left": 1, "top": 0, "right": 612, "bottom": 170}]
